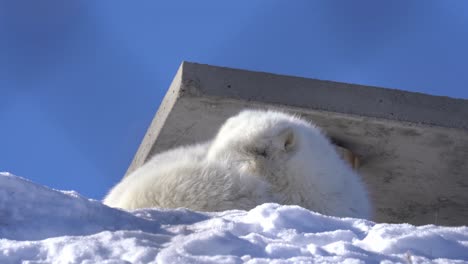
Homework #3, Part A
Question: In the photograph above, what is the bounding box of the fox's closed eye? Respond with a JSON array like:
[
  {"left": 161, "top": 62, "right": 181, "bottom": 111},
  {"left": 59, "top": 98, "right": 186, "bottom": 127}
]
[{"left": 253, "top": 148, "right": 268, "bottom": 157}]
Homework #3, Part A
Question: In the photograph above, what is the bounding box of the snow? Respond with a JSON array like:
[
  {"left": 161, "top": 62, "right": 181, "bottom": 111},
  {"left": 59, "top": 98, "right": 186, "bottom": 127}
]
[{"left": 1, "top": 172, "right": 468, "bottom": 263}]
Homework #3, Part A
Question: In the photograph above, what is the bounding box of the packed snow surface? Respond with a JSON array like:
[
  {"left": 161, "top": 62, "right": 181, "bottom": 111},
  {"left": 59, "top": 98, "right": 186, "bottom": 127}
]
[{"left": 1, "top": 172, "right": 468, "bottom": 263}]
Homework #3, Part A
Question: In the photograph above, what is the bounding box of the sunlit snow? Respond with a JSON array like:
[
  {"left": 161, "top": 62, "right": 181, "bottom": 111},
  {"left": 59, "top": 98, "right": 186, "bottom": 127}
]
[{"left": 1, "top": 172, "right": 467, "bottom": 263}]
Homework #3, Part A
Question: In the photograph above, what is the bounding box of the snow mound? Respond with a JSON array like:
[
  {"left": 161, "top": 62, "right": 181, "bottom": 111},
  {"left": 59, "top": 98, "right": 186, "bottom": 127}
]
[{"left": 1, "top": 172, "right": 468, "bottom": 263}]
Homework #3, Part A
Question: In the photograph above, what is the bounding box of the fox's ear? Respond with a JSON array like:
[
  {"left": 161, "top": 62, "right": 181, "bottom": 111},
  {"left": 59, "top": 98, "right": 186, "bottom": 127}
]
[{"left": 277, "top": 128, "right": 296, "bottom": 152}]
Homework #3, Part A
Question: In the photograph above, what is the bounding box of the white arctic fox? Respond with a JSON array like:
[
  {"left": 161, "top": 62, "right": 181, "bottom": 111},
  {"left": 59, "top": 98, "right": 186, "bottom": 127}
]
[{"left": 104, "top": 109, "right": 372, "bottom": 219}]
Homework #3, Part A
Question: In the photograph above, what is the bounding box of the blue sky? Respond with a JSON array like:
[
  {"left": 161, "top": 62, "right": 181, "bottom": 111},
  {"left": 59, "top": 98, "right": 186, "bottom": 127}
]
[{"left": 1, "top": 1, "right": 467, "bottom": 200}]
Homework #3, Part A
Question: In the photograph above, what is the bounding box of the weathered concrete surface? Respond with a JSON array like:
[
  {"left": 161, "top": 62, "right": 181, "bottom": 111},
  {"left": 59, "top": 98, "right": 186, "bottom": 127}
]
[{"left": 127, "top": 62, "right": 468, "bottom": 226}]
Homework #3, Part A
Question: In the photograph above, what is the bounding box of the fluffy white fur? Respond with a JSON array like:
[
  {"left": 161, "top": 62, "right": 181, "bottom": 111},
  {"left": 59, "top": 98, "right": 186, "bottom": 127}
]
[
  {"left": 104, "top": 109, "right": 372, "bottom": 219},
  {"left": 103, "top": 142, "right": 271, "bottom": 211}
]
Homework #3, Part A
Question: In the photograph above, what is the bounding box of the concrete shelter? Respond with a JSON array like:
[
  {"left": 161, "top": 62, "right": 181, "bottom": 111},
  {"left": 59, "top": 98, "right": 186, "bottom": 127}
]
[{"left": 126, "top": 62, "right": 468, "bottom": 226}]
